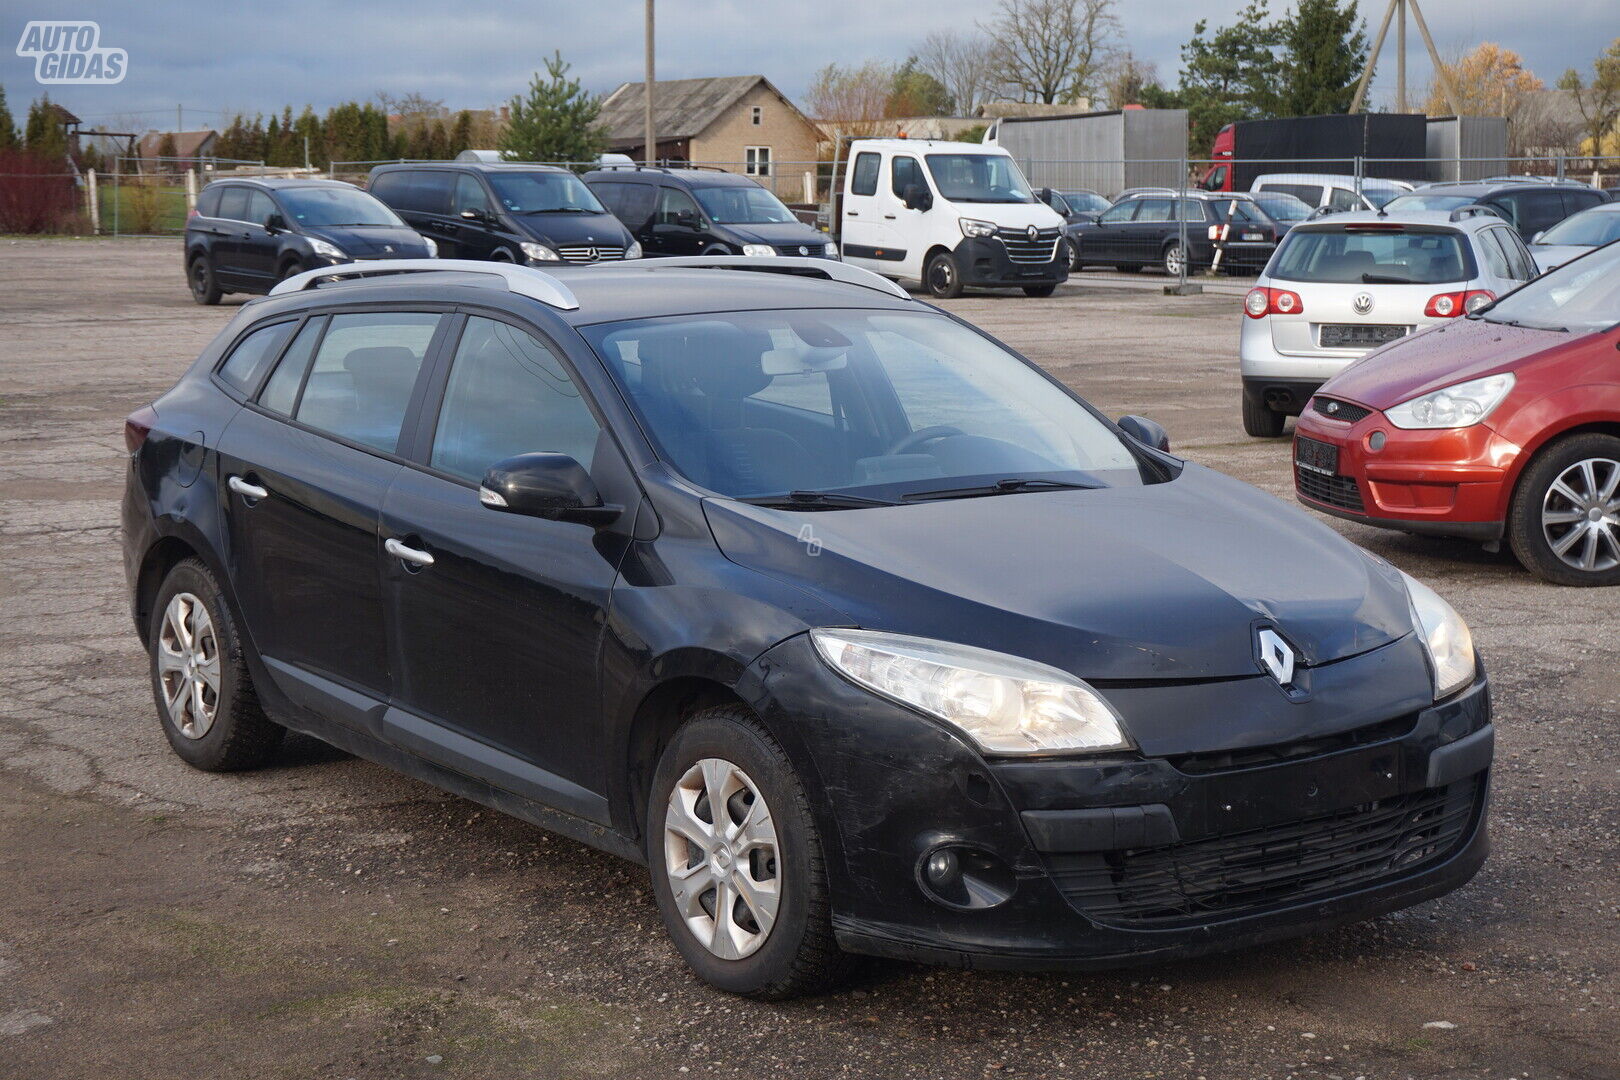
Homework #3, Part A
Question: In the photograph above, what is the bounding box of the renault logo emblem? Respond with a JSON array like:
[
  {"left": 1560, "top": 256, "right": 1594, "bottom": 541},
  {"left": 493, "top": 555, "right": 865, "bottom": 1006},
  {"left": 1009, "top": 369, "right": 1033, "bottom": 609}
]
[
  {"left": 1257, "top": 628, "right": 1296, "bottom": 686},
  {"left": 1026, "top": 225, "right": 1039, "bottom": 241},
  {"left": 1352, "top": 292, "right": 1374, "bottom": 315}
]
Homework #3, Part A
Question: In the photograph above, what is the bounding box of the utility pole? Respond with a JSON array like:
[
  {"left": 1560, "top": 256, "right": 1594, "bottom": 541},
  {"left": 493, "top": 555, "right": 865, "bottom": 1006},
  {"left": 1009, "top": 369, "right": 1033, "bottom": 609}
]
[
  {"left": 1396, "top": 0, "right": 1407, "bottom": 114},
  {"left": 644, "top": 0, "right": 656, "bottom": 166},
  {"left": 177, "top": 104, "right": 182, "bottom": 133},
  {"left": 1350, "top": 0, "right": 1460, "bottom": 115}
]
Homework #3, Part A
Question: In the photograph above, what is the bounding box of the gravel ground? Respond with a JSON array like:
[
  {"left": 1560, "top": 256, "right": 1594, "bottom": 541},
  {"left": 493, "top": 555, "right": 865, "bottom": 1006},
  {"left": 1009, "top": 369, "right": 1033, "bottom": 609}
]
[{"left": 0, "top": 236, "right": 1615, "bottom": 1080}]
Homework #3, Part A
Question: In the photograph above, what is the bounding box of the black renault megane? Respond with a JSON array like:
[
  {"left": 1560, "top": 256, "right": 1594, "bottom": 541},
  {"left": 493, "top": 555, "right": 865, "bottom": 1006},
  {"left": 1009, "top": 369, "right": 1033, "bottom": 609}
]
[{"left": 122, "top": 257, "right": 1491, "bottom": 998}]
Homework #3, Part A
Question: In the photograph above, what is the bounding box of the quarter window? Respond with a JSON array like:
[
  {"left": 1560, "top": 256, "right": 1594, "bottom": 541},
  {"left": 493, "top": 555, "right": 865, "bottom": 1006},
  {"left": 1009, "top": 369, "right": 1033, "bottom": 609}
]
[
  {"left": 1328, "top": 186, "right": 1362, "bottom": 212},
  {"left": 745, "top": 146, "right": 772, "bottom": 177},
  {"left": 1475, "top": 228, "right": 1512, "bottom": 279},
  {"left": 218, "top": 321, "right": 296, "bottom": 395},
  {"left": 430, "top": 317, "right": 601, "bottom": 483},
  {"left": 216, "top": 185, "right": 248, "bottom": 222},
  {"left": 850, "top": 153, "right": 880, "bottom": 197},
  {"left": 259, "top": 317, "right": 325, "bottom": 415},
  {"left": 293, "top": 312, "right": 441, "bottom": 454},
  {"left": 195, "top": 186, "right": 222, "bottom": 217}
]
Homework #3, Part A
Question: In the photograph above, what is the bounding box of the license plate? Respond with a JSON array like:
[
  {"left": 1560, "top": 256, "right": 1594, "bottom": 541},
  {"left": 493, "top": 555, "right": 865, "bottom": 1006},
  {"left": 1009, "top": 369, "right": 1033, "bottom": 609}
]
[
  {"left": 1241, "top": 232, "right": 1264, "bottom": 241},
  {"left": 1295, "top": 436, "right": 1339, "bottom": 476},
  {"left": 1320, "top": 323, "right": 1408, "bottom": 349}
]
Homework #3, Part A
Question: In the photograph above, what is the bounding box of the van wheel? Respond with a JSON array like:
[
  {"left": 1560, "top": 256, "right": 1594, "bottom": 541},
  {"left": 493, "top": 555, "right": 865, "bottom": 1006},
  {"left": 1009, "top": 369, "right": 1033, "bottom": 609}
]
[
  {"left": 1507, "top": 433, "right": 1620, "bottom": 586},
  {"left": 277, "top": 258, "right": 306, "bottom": 283},
  {"left": 1022, "top": 284, "right": 1057, "bottom": 297},
  {"left": 702, "top": 244, "right": 732, "bottom": 256},
  {"left": 925, "top": 252, "right": 964, "bottom": 298},
  {"left": 149, "top": 559, "right": 284, "bottom": 771},
  {"left": 188, "top": 255, "right": 222, "bottom": 305},
  {"left": 646, "top": 705, "right": 852, "bottom": 999},
  {"left": 1242, "top": 388, "right": 1287, "bottom": 438}
]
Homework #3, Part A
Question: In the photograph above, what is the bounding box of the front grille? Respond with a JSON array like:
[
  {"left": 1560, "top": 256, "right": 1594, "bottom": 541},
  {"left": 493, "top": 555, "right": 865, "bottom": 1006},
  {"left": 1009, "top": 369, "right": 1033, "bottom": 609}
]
[
  {"left": 774, "top": 244, "right": 832, "bottom": 258},
  {"left": 995, "top": 227, "right": 1062, "bottom": 264},
  {"left": 1311, "top": 396, "right": 1373, "bottom": 424},
  {"left": 1046, "top": 777, "right": 1482, "bottom": 928},
  {"left": 1297, "top": 468, "right": 1366, "bottom": 512},
  {"left": 556, "top": 245, "right": 625, "bottom": 264},
  {"left": 1167, "top": 714, "right": 1417, "bottom": 775}
]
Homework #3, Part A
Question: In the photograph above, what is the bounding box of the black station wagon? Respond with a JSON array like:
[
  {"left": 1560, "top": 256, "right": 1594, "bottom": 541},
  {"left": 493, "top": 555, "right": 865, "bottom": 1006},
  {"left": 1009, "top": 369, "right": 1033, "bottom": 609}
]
[{"left": 123, "top": 257, "right": 1493, "bottom": 997}]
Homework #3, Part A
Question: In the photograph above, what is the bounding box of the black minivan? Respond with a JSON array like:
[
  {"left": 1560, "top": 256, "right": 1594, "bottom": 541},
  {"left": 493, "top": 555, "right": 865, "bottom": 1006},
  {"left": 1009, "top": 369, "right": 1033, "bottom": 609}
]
[
  {"left": 368, "top": 162, "right": 640, "bottom": 266},
  {"left": 185, "top": 178, "right": 434, "bottom": 304},
  {"left": 585, "top": 167, "right": 835, "bottom": 259},
  {"left": 124, "top": 257, "right": 1491, "bottom": 1000}
]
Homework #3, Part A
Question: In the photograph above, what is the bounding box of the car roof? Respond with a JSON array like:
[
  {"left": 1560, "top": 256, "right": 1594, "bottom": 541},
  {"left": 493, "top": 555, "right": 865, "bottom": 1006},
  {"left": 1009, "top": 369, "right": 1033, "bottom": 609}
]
[
  {"left": 848, "top": 138, "right": 1006, "bottom": 154},
  {"left": 369, "top": 161, "right": 569, "bottom": 175},
  {"left": 1406, "top": 180, "right": 1599, "bottom": 197},
  {"left": 1289, "top": 209, "right": 1489, "bottom": 232},
  {"left": 583, "top": 167, "right": 760, "bottom": 188},
  {"left": 1252, "top": 173, "right": 1410, "bottom": 190},
  {"left": 202, "top": 177, "right": 359, "bottom": 191}
]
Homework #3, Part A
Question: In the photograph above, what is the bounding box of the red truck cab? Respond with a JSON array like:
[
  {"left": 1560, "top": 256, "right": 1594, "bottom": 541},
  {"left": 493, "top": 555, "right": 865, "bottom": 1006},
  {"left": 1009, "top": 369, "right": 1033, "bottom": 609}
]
[{"left": 1200, "top": 125, "right": 1235, "bottom": 192}]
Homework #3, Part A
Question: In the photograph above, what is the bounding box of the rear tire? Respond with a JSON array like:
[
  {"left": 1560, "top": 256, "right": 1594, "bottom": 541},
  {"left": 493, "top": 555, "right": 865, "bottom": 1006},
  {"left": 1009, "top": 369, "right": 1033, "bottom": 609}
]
[
  {"left": 1022, "top": 284, "right": 1057, "bottom": 297},
  {"left": 1506, "top": 433, "right": 1620, "bottom": 586},
  {"left": 188, "top": 254, "right": 222, "bottom": 305},
  {"left": 148, "top": 559, "right": 283, "bottom": 771},
  {"left": 925, "top": 251, "right": 964, "bottom": 299},
  {"left": 646, "top": 704, "right": 852, "bottom": 999},
  {"left": 1242, "top": 388, "right": 1287, "bottom": 438}
]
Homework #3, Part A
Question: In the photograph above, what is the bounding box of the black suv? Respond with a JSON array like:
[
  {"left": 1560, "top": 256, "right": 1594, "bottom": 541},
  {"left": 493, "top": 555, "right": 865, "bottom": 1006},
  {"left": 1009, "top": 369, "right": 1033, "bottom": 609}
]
[
  {"left": 1384, "top": 181, "right": 1609, "bottom": 242},
  {"left": 185, "top": 178, "right": 433, "bottom": 304},
  {"left": 368, "top": 162, "right": 640, "bottom": 266},
  {"left": 1070, "top": 191, "right": 1282, "bottom": 275},
  {"left": 584, "top": 167, "right": 834, "bottom": 259},
  {"left": 123, "top": 257, "right": 1491, "bottom": 998}
]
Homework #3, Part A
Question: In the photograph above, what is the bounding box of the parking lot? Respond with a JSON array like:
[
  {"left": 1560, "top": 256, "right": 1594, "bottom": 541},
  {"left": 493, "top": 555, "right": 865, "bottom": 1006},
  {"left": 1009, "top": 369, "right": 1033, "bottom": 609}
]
[{"left": 1, "top": 236, "right": 1616, "bottom": 1080}]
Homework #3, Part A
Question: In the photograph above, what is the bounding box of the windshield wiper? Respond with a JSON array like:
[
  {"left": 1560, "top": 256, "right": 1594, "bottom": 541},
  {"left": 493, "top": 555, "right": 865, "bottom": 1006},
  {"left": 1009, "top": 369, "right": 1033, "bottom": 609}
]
[
  {"left": 1361, "top": 273, "right": 1414, "bottom": 284},
  {"left": 901, "top": 477, "right": 1102, "bottom": 502},
  {"left": 739, "top": 490, "right": 899, "bottom": 510}
]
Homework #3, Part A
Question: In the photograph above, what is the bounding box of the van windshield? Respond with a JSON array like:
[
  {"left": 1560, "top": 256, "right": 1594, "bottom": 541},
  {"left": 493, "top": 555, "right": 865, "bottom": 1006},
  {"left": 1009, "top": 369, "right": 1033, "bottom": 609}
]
[
  {"left": 486, "top": 171, "right": 606, "bottom": 214},
  {"left": 925, "top": 154, "right": 1036, "bottom": 204},
  {"left": 1477, "top": 240, "right": 1620, "bottom": 334},
  {"left": 692, "top": 186, "right": 797, "bottom": 224},
  {"left": 1269, "top": 226, "right": 1471, "bottom": 284},
  {"left": 582, "top": 309, "right": 1152, "bottom": 502}
]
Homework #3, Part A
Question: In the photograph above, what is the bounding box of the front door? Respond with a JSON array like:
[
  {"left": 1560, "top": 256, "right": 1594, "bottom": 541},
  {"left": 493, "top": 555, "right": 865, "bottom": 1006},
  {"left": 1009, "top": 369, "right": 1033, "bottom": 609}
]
[
  {"left": 236, "top": 188, "right": 282, "bottom": 285},
  {"left": 1088, "top": 200, "right": 1137, "bottom": 263},
  {"left": 450, "top": 172, "right": 499, "bottom": 260},
  {"left": 650, "top": 186, "right": 709, "bottom": 255},
  {"left": 380, "top": 314, "right": 624, "bottom": 816}
]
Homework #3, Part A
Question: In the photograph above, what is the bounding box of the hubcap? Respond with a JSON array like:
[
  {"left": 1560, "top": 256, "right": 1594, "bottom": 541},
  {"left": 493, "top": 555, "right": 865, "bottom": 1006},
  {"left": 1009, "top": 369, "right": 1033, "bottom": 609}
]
[
  {"left": 156, "top": 592, "right": 221, "bottom": 739},
  {"left": 1165, "top": 245, "right": 1184, "bottom": 275},
  {"left": 663, "top": 758, "right": 781, "bottom": 960},
  {"left": 1541, "top": 457, "right": 1620, "bottom": 573}
]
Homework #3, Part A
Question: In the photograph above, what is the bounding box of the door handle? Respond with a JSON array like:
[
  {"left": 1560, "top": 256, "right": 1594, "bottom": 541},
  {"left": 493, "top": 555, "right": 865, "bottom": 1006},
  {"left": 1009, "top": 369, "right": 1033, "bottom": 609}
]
[
  {"left": 846, "top": 211, "right": 860, "bottom": 217},
  {"left": 228, "top": 475, "right": 268, "bottom": 500},
  {"left": 883, "top": 214, "right": 897, "bottom": 220},
  {"left": 385, "top": 537, "right": 435, "bottom": 568}
]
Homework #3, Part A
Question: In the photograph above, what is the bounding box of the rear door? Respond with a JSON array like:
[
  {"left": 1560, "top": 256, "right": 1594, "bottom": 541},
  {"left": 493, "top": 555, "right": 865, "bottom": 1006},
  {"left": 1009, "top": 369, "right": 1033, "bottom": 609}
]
[
  {"left": 210, "top": 185, "right": 252, "bottom": 286},
  {"left": 1490, "top": 189, "right": 1568, "bottom": 241}
]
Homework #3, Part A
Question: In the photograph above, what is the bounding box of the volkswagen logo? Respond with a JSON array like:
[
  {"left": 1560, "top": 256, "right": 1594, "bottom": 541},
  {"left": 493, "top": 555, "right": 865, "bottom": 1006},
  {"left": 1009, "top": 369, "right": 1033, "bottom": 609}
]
[
  {"left": 1352, "top": 292, "right": 1375, "bottom": 315},
  {"left": 1256, "top": 628, "right": 1297, "bottom": 686},
  {"left": 798, "top": 245, "right": 809, "bottom": 255},
  {"left": 1026, "top": 225, "right": 1039, "bottom": 241}
]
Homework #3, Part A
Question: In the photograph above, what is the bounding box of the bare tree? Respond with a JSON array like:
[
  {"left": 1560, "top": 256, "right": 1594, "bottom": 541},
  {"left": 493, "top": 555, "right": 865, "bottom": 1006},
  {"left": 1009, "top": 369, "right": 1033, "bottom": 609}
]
[
  {"left": 1099, "top": 50, "right": 1157, "bottom": 110},
  {"left": 805, "top": 61, "right": 896, "bottom": 137},
  {"left": 1558, "top": 38, "right": 1620, "bottom": 156},
  {"left": 915, "top": 30, "right": 999, "bottom": 115},
  {"left": 982, "top": 0, "right": 1119, "bottom": 105}
]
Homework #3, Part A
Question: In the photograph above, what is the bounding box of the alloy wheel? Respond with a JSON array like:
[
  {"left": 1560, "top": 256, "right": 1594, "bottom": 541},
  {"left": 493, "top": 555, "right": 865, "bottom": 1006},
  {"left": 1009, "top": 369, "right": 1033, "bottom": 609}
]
[
  {"left": 156, "top": 592, "right": 221, "bottom": 739},
  {"left": 1164, "top": 243, "right": 1186, "bottom": 277},
  {"left": 189, "top": 260, "right": 208, "bottom": 299},
  {"left": 662, "top": 757, "right": 781, "bottom": 960},
  {"left": 1541, "top": 457, "right": 1620, "bottom": 573}
]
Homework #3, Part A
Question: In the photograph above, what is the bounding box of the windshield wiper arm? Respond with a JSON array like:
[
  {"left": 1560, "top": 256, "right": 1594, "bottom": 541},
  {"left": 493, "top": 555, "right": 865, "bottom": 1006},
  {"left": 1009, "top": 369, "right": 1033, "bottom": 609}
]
[
  {"left": 1361, "top": 273, "right": 1413, "bottom": 284},
  {"left": 739, "top": 490, "right": 899, "bottom": 510},
  {"left": 901, "top": 477, "right": 1102, "bottom": 502}
]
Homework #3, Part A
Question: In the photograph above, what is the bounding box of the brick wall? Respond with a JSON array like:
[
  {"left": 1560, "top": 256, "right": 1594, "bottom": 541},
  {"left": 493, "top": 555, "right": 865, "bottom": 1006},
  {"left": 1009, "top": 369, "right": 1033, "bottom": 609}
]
[{"left": 690, "top": 83, "right": 820, "bottom": 198}]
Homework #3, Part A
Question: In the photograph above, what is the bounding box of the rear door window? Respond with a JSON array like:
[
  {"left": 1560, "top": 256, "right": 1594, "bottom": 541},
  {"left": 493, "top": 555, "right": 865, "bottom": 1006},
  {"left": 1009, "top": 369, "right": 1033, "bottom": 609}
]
[
  {"left": 1502, "top": 190, "right": 1566, "bottom": 235},
  {"left": 1497, "top": 228, "right": 1538, "bottom": 280},
  {"left": 216, "top": 186, "right": 249, "bottom": 222},
  {"left": 293, "top": 312, "right": 442, "bottom": 454},
  {"left": 218, "top": 321, "right": 297, "bottom": 394},
  {"left": 1261, "top": 183, "right": 1323, "bottom": 206},
  {"left": 1133, "top": 198, "right": 1173, "bottom": 222},
  {"left": 1328, "top": 186, "right": 1362, "bottom": 212},
  {"left": 1475, "top": 228, "right": 1512, "bottom": 279},
  {"left": 392, "top": 170, "right": 453, "bottom": 215},
  {"left": 850, "top": 153, "right": 880, "bottom": 197}
]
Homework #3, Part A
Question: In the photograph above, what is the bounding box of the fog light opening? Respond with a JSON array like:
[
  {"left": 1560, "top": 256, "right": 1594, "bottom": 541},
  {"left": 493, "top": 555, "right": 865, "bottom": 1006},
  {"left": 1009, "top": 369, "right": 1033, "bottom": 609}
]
[
  {"left": 916, "top": 844, "right": 1015, "bottom": 910},
  {"left": 1368, "top": 430, "right": 1387, "bottom": 452}
]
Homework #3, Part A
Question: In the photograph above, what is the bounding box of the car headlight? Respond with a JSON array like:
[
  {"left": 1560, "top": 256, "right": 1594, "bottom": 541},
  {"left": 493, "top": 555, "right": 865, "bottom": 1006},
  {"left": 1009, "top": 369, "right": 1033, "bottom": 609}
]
[
  {"left": 1385, "top": 373, "right": 1515, "bottom": 430},
  {"left": 421, "top": 236, "right": 438, "bottom": 258},
  {"left": 741, "top": 243, "right": 777, "bottom": 257},
  {"left": 823, "top": 242, "right": 840, "bottom": 259},
  {"left": 520, "top": 241, "right": 560, "bottom": 262},
  {"left": 625, "top": 240, "right": 642, "bottom": 259},
  {"left": 959, "top": 217, "right": 998, "bottom": 239},
  {"left": 810, "top": 628, "right": 1132, "bottom": 755},
  {"left": 1400, "top": 571, "right": 1476, "bottom": 699},
  {"left": 308, "top": 237, "right": 346, "bottom": 260}
]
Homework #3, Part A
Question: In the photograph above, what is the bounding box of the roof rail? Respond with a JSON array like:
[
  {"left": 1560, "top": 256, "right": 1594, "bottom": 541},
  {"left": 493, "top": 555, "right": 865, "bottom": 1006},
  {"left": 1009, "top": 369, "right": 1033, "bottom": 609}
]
[
  {"left": 629, "top": 255, "right": 911, "bottom": 299},
  {"left": 1449, "top": 205, "right": 1504, "bottom": 222},
  {"left": 267, "top": 259, "right": 579, "bottom": 310}
]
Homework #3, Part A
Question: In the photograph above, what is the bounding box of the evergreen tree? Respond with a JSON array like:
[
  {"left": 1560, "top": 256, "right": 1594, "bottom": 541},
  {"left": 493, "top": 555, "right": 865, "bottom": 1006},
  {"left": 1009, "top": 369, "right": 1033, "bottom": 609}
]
[
  {"left": 156, "top": 132, "right": 178, "bottom": 162},
  {"left": 1272, "top": 0, "right": 1368, "bottom": 116},
  {"left": 24, "top": 95, "right": 69, "bottom": 160},
  {"left": 0, "top": 85, "right": 18, "bottom": 151},
  {"left": 500, "top": 52, "right": 603, "bottom": 165},
  {"left": 294, "top": 107, "right": 324, "bottom": 167},
  {"left": 449, "top": 110, "right": 474, "bottom": 156},
  {"left": 1177, "top": 1, "right": 1285, "bottom": 151}
]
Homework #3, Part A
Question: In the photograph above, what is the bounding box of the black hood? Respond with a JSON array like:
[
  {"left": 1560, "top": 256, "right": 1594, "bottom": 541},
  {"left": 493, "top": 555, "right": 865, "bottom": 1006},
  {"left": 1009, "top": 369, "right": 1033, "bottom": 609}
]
[
  {"left": 508, "top": 211, "right": 633, "bottom": 248},
  {"left": 719, "top": 221, "right": 830, "bottom": 248},
  {"left": 302, "top": 225, "right": 432, "bottom": 258},
  {"left": 702, "top": 464, "right": 1415, "bottom": 683}
]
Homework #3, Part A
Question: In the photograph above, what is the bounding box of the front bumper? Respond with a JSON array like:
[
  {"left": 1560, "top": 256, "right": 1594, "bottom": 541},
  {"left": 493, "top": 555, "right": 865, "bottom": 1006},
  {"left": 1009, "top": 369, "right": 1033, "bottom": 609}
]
[
  {"left": 749, "top": 635, "right": 1492, "bottom": 970},
  {"left": 953, "top": 236, "right": 1069, "bottom": 287},
  {"left": 1293, "top": 403, "right": 1518, "bottom": 538}
]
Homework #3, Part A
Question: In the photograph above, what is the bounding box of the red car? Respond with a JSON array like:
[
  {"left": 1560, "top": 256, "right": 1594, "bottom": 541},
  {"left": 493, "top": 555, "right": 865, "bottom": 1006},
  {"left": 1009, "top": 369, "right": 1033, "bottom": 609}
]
[{"left": 1293, "top": 241, "right": 1620, "bottom": 585}]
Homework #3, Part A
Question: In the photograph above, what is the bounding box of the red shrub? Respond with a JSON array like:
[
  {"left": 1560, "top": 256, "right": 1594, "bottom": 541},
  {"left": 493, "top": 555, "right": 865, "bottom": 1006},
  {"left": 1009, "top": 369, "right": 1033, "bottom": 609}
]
[{"left": 0, "top": 150, "right": 79, "bottom": 233}]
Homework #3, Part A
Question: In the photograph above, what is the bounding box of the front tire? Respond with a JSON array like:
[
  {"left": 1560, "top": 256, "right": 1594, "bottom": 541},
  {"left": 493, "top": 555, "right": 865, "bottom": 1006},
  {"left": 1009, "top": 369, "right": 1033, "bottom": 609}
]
[
  {"left": 188, "top": 254, "right": 222, "bottom": 305},
  {"left": 646, "top": 705, "right": 850, "bottom": 999},
  {"left": 1507, "top": 434, "right": 1620, "bottom": 586},
  {"left": 148, "top": 559, "right": 283, "bottom": 770},
  {"left": 1242, "top": 388, "right": 1287, "bottom": 438},
  {"left": 925, "top": 251, "right": 965, "bottom": 299}
]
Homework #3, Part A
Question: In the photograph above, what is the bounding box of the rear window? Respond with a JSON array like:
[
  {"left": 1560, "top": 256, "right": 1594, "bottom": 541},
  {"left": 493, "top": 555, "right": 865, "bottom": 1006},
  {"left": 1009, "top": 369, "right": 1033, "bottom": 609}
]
[
  {"left": 1270, "top": 227, "right": 1473, "bottom": 284},
  {"left": 371, "top": 170, "right": 453, "bottom": 215},
  {"left": 1259, "top": 183, "right": 1323, "bottom": 206},
  {"left": 195, "top": 186, "right": 222, "bottom": 217},
  {"left": 850, "top": 153, "right": 880, "bottom": 197}
]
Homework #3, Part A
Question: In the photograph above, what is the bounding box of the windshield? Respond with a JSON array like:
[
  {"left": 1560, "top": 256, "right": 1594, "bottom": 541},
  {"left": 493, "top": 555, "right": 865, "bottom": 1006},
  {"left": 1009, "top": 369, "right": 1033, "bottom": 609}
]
[
  {"left": 1383, "top": 193, "right": 1477, "bottom": 213},
  {"left": 1537, "top": 210, "right": 1620, "bottom": 248},
  {"left": 1478, "top": 240, "right": 1620, "bottom": 334},
  {"left": 692, "top": 185, "right": 797, "bottom": 224},
  {"left": 582, "top": 309, "right": 1152, "bottom": 501},
  {"left": 1252, "top": 192, "right": 1313, "bottom": 222},
  {"left": 1269, "top": 227, "right": 1471, "bottom": 284},
  {"left": 925, "top": 154, "right": 1035, "bottom": 204},
  {"left": 486, "top": 171, "right": 606, "bottom": 214},
  {"left": 1061, "top": 191, "right": 1109, "bottom": 213},
  {"left": 1363, "top": 188, "right": 1403, "bottom": 209},
  {"left": 277, "top": 187, "right": 401, "bottom": 227}
]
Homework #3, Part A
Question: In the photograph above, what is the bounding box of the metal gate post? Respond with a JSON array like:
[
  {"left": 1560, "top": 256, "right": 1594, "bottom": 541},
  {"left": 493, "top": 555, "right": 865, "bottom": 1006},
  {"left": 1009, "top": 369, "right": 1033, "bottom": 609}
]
[{"left": 1166, "top": 156, "right": 1202, "bottom": 295}]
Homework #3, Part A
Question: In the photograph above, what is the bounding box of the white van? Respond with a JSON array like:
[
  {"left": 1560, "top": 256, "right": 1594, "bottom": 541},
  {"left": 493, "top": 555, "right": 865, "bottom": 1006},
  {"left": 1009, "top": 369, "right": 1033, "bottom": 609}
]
[
  {"left": 839, "top": 139, "right": 1068, "bottom": 297},
  {"left": 1250, "top": 173, "right": 1413, "bottom": 213}
]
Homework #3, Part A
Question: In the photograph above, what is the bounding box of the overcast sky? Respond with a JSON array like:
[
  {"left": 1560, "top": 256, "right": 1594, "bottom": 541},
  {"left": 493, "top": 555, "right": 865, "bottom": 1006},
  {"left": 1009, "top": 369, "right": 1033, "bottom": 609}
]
[{"left": 3, "top": 0, "right": 1615, "bottom": 134}]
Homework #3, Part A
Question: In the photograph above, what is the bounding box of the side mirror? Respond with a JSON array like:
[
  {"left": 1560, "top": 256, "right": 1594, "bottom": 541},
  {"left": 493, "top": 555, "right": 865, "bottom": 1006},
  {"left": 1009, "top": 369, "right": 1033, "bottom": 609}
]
[
  {"left": 902, "top": 184, "right": 933, "bottom": 212},
  {"left": 460, "top": 208, "right": 489, "bottom": 223},
  {"left": 265, "top": 212, "right": 286, "bottom": 233},
  {"left": 675, "top": 209, "right": 700, "bottom": 229},
  {"left": 478, "top": 453, "right": 622, "bottom": 527},
  {"left": 1116, "top": 415, "right": 1170, "bottom": 453},
  {"left": 1531, "top": 230, "right": 1544, "bottom": 244}
]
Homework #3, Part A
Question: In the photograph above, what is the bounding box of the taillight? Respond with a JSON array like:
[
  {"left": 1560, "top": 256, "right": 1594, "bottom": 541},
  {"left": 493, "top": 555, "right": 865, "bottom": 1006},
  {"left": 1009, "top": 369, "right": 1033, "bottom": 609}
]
[
  {"left": 1425, "top": 289, "right": 1494, "bottom": 318},
  {"left": 124, "top": 405, "right": 158, "bottom": 454},
  {"left": 1245, "top": 286, "right": 1304, "bottom": 318}
]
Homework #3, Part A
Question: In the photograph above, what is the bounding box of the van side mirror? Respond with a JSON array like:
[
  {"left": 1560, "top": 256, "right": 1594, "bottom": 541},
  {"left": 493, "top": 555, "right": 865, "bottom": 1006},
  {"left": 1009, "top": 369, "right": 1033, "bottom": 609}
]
[
  {"left": 479, "top": 453, "right": 622, "bottom": 527},
  {"left": 902, "top": 184, "right": 932, "bottom": 212},
  {"left": 1116, "top": 415, "right": 1170, "bottom": 453},
  {"left": 1531, "top": 230, "right": 1545, "bottom": 244},
  {"left": 675, "top": 209, "right": 701, "bottom": 229},
  {"left": 265, "top": 211, "right": 286, "bottom": 233},
  {"left": 460, "top": 208, "right": 490, "bottom": 223}
]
